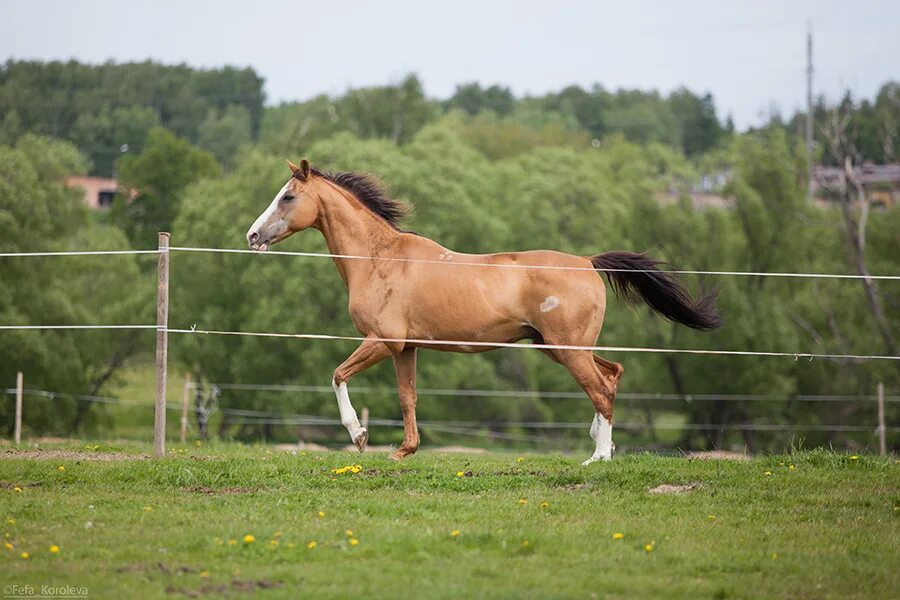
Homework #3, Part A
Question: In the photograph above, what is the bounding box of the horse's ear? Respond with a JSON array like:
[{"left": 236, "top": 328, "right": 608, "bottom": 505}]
[
  {"left": 299, "top": 158, "right": 311, "bottom": 180},
  {"left": 286, "top": 160, "right": 300, "bottom": 176}
]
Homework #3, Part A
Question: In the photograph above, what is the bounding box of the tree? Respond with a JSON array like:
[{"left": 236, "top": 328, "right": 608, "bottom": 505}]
[
  {"left": 111, "top": 128, "right": 221, "bottom": 249},
  {"left": 197, "top": 104, "right": 253, "bottom": 168},
  {"left": 0, "top": 135, "right": 150, "bottom": 435}
]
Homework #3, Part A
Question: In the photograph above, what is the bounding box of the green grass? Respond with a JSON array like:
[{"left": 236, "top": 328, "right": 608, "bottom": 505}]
[{"left": 1, "top": 443, "right": 898, "bottom": 599}]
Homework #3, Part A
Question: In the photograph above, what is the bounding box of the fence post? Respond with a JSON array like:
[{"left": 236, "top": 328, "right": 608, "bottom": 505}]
[
  {"left": 181, "top": 372, "right": 192, "bottom": 444},
  {"left": 154, "top": 232, "right": 170, "bottom": 458},
  {"left": 877, "top": 382, "right": 886, "bottom": 457},
  {"left": 14, "top": 371, "right": 23, "bottom": 444}
]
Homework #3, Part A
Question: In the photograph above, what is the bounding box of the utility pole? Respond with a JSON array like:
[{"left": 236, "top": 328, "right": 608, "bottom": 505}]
[{"left": 806, "top": 21, "right": 815, "bottom": 202}]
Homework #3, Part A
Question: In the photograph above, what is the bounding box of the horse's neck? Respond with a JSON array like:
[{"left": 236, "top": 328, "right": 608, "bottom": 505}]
[{"left": 316, "top": 185, "right": 401, "bottom": 288}]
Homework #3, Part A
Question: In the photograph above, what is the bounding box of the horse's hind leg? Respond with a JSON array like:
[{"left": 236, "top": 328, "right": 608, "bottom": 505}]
[
  {"left": 389, "top": 348, "right": 419, "bottom": 461},
  {"left": 546, "top": 348, "right": 618, "bottom": 465}
]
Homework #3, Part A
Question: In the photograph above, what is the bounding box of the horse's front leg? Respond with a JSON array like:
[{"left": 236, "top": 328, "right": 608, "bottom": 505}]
[
  {"left": 389, "top": 347, "right": 419, "bottom": 461},
  {"left": 333, "top": 337, "right": 392, "bottom": 452}
]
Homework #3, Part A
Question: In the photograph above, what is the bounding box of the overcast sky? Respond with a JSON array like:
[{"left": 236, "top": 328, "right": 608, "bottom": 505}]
[{"left": 2, "top": 0, "right": 898, "bottom": 129}]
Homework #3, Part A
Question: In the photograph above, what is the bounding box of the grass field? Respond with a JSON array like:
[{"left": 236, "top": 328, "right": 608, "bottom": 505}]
[{"left": 1, "top": 443, "right": 898, "bottom": 599}]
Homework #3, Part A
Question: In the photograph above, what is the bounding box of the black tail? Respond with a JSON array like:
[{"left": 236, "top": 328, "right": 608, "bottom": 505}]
[{"left": 591, "top": 251, "right": 721, "bottom": 331}]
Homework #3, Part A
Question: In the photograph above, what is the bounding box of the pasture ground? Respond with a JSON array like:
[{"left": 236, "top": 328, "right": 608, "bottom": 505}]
[{"left": 1, "top": 443, "right": 897, "bottom": 599}]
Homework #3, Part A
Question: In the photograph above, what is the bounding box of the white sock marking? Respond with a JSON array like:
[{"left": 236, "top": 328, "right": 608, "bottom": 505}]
[
  {"left": 582, "top": 414, "right": 614, "bottom": 466},
  {"left": 332, "top": 378, "right": 365, "bottom": 442}
]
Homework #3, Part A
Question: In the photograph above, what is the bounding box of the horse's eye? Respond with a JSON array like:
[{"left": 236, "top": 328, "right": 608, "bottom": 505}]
[{"left": 282, "top": 194, "right": 294, "bottom": 202}]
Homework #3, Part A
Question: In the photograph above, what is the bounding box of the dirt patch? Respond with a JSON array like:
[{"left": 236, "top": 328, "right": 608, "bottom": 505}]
[
  {"left": 0, "top": 449, "right": 147, "bottom": 461},
  {"left": 181, "top": 486, "right": 257, "bottom": 495},
  {"left": 648, "top": 482, "right": 702, "bottom": 494},
  {"left": 686, "top": 450, "right": 749, "bottom": 461},
  {"left": 561, "top": 482, "right": 593, "bottom": 492},
  {"left": 430, "top": 446, "right": 489, "bottom": 455},
  {"left": 0, "top": 481, "right": 42, "bottom": 489},
  {"left": 165, "top": 580, "right": 283, "bottom": 596}
]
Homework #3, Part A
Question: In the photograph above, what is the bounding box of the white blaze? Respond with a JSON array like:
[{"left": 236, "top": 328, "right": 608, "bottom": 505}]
[{"left": 247, "top": 181, "right": 290, "bottom": 242}]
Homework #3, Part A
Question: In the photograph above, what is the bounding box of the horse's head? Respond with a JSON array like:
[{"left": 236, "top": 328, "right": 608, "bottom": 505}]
[{"left": 246, "top": 159, "right": 320, "bottom": 251}]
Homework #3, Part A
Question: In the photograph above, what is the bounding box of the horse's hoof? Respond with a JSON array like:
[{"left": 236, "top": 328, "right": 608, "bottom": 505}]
[
  {"left": 388, "top": 450, "right": 404, "bottom": 461},
  {"left": 581, "top": 454, "right": 611, "bottom": 466},
  {"left": 353, "top": 429, "right": 368, "bottom": 453}
]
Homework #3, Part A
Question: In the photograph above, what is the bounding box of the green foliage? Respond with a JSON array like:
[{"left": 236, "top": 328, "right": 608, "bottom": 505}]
[
  {"left": 111, "top": 128, "right": 221, "bottom": 249},
  {"left": 0, "top": 136, "right": 151, "bottom": 435},
  {"left": 0, "top": 60, "right": 264, "bottom": 175},
  {"left": 197, "top": 104, "right": 253, "bottom": 168}
]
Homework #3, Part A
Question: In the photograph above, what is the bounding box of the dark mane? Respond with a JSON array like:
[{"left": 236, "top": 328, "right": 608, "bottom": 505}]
[{"left": 308, "top": 168, "right": 410, "bottom": 230}]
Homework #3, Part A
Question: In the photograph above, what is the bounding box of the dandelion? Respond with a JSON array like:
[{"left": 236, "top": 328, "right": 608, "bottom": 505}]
[
  {"left": 516, "top": 457, "right": 524, "bottom": 463},
  {"left": 789, "top": 464, "right": 795, "bottom": 471},
  {"left": 644, "top": 543, "right": 655, "bottom": 553},
  {"left": 21, "top": 551, "right": 29, "bottom": 560},
  {"left": 778, "top": 461, "right": 784, "bottom": 467},
  {"left": 849, "top": 455, "right": 859, "bottom": 461},
  {"left": 349, "top": 538, "right": 359, "bottom": 546},
  {"left": 49, "top": 545, "right": 60, "bottom": 554},
  {"left": 268, "top": 539, "right": 278, "bottom": 548},
  {"left": 345, "top": 529, "right": 354, "bottom": 537},
  {"left": 771, "top": 553, "right": 778, "bottom": 560},
  {"left": 243, "top": 534, "right": 255, "bottom": 544},
  {"left": 522, "top": 540, "right": 530, "bottom": 548},
  {"left": 195, "top": 441, "right": 202, "bottom": 448},
  {"left": 6, "top": 518, "right": 15, "bottom": 525},
  {"left": 456, "top": 471, "right": 464, "bottom": 477},
  {"left": 143, "top": 506, "right": 153, "bottom": 512},
  {"left": 451, "top": 530, "right": 460, "bottom": 538},
  {"left": 4, "top": 542, "right": 13, "bottom": 551},
  {"left": 200, "top": 571, "right": 210, "bottom": 578},
  {"left": 14, "top": 487, "right": 22, "bottom": 493},
  {"left": 318, "top": 511, "right": 326, "bottom": 518},
  {"left": 708, "top": 515, "right": 716, "bottom": 521},
  {"left": 764, "top": 471, "right": 772, "bottom": 477},
  {"left": 57, "top": 465, "right": 65, "bottom": 472},
  {"left": 540, "top": 501, "right": 549, "bottom": 509},
  {"left": 307, "top": 541, "right": 317, "bottom": 550},
  {"left": 612, "top": 532, "right": 624, "bottom": 540},
  {"left": 518, "top": 498, "right": 527, "bottom": 506},
  {"left": 227, "top": 539, "right": 237, "bottom": 546}
]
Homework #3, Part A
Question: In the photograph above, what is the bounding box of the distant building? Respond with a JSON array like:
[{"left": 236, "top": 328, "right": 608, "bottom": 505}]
[
  {"left": 811, "top": 163, "right": 900, "bottom": 207},
  {"left": 65, "top": 176, "right": 118, "bottom": 209}
]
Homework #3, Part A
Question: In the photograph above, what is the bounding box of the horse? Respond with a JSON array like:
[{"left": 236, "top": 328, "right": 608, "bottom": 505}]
[{"left": 246, "top": 159, "right": 720, "bottom": 464}]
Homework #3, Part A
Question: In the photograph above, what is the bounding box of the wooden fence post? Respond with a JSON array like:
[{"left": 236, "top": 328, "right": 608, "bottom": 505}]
[
  {"left": 876, "top": 382, "right": 886, "bottom": 457},
  {"left": 181, "top": 372, "right": 191, "bottom": 444},
  {"left": 14, "top": 371, "right": 23, "bottom": 444},
  {"left": 154, "top": 232, "right": 170, "bottom": 458}
]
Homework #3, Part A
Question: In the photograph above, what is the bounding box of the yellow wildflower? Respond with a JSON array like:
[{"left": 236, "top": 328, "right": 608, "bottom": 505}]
[
  {"left": 644, "top": 543, "right": 655, "bottom": 553},
  {"left": 143, "top": 506, "right": 153, "bottom": 512},
  {"left": 771, "top": 553, "right": 778, "bottom": 560},
  {"left": 708, "top": 515, "right": 716, "bottom": 521},
  {"left": 307, "top": 541, "right": 317, "bottom": 549},
  {"left": 345, "top": 529, "right": 354, "bottom": 537},
  {"left": 516, "top": 457, "right": 524, "bottom": 463},
  {"left": 6, "top": 518, "right": 15, "bottom": 525},
  {"left": 4, "top": 542, "right": 13, "bottom": 551},
  {"left": 764, "top": 471, "right": 772, "bottom": 476},
  {"left": 318, "top": 511, "right": 326, "bottom": 518},
  {"left": 268, "top": 539, "right": 278, "bottom": 547},
  {"left": 349, "top": 538, "right": 359, "bottom": 546},
  {"left": 14, "top": 487, "right": 22, "bottom": 493},
  {"left": 540, "top": 501, "right": 549, "bottom": 509},
  {"left": 456, "top": 471, "right": 464, "bottom": 477},
  {"left": 789, "top": 464, "right": 795, "bottom": 471},
  {"left": 243, "top": 534, "right": 255, "bottom": 544},
  {"left": 522, "top": 540, "right": 530, "bottom": 548},
  {"left": 49, "top": 545, "right": 60, "bottom": 554},
  {"left": 849, "top": 455, "right": 859, "bottom": 461},
  {"left": 21, "top": 551, "right": 29, "bottom": 560},
  {"left": 518, "top": 498, "right": 527, "bottom": 505},
  {"left": 612, "top": 532, "right": 624, "bottom": 540},
  {"left": 451, "top": 530, "right": 460, "bottom": 538},
  {"left": 57, "top": 465, "right": 65, "bottom": 472}
]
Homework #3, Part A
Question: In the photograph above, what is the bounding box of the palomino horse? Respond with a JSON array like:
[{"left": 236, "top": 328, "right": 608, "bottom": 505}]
[{"left": 247, "top": 159, "right": 720, "bottom": 464}]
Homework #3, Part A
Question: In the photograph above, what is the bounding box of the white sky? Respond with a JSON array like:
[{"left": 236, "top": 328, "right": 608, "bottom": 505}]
[{"left": 2, "top": 0, "right": 898, "bottom": 129}]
